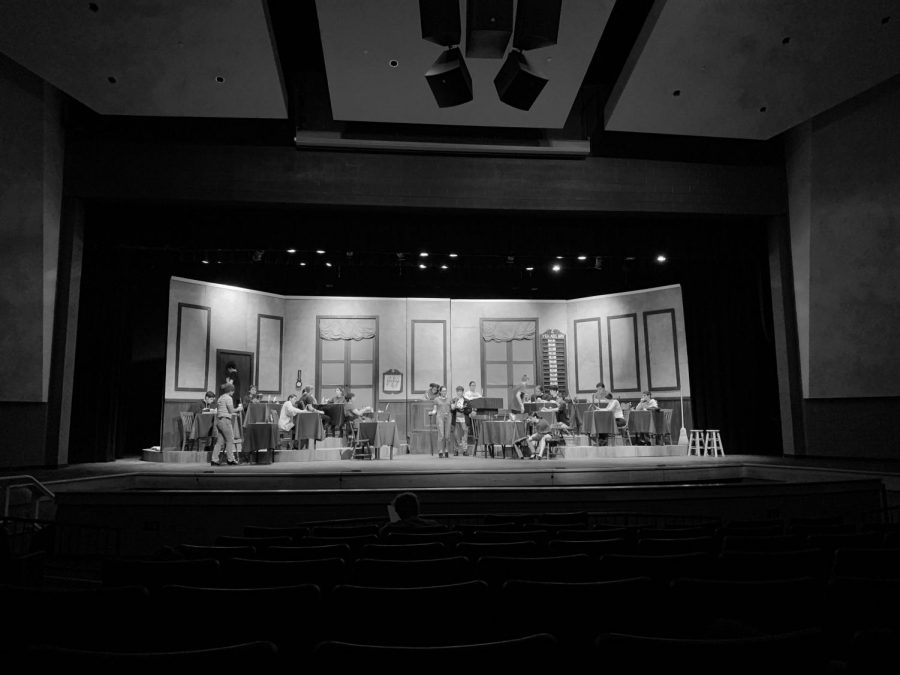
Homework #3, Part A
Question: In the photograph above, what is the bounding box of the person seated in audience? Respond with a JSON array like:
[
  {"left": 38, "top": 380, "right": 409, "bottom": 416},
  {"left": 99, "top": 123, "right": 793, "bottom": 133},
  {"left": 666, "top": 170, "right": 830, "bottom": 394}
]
[
  {"left": 596, "top": 392, "right": 626, "bottom": 445},
  {"left": 201, "top": 391, "right": 216, "bottom": 411},
  {"left": 633, "top": 390, "right": 659, "bottom": 445},
  {"left": 463, "top": 380, "right": 481, "bottom": 400},
  {"left": 379, "top": 491, "right": 440, "bottom": 535},
  {"left": 526, "top": 413, "right": 552, "bottom": 459}
]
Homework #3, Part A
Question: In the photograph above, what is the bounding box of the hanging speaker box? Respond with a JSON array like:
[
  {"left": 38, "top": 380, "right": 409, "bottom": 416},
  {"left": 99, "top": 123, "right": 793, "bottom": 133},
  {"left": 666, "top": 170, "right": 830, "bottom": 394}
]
[
  {"left": 465, "top": 0, "right": 513, "bottom": 58},
  {"left": 494, "top": 50, "right": 548, "bottom": 111},
  {"left": 425, "top": 48, "right": 473, "bottom": 107},
  {"left": 419, "top": 0, "right": 461, "bottom": 46}
]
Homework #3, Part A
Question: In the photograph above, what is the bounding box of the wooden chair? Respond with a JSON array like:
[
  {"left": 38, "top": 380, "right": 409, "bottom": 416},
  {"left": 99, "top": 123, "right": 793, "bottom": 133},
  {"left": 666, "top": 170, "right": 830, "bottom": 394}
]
[{"left": 179, "top": 411, "right": 196, "bottom": 451}]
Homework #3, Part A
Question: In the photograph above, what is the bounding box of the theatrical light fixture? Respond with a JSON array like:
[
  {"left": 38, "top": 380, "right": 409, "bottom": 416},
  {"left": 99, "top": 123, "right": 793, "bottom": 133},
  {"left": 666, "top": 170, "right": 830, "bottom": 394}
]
[
  {"left": 551, "top": 264, "right": 561, "bottom": 272},
  {"left": 201, "top": 259, "right": 209, "bottom": 264},
  {"left": 325, "top": 261, "right": 333, "bottom": 267},
  {"left": 656, "top": 254, "right": 667, "bottom": 263},
  {"left": 525, "top": 266, "right": 534, "bottom": 271},
  {"left": 300, "top": 262, "right": 307, "bottom": 266},
  {"left": 316, "top": 249, "right": 325, "bottom": 254},
  {"left": 449, "top": 252, "right": 458, "bottom": 258},
  {"left": 577, "top": 255, "right": 587, "bottom": 260},
  {"left": 440, "top": 264, "right": 448, "bottom": 270},
  {"left": 555, "top": 256, "right": 563, "bottom": 259},
  {"left": 419, "top": 263, "right": 427, "bottom": 269},
  {"left": 286, "top": 249, "right": 296, "bottom": 254},
  {"left": 420, "top": 252, "right": 429, "bottom": 257}
]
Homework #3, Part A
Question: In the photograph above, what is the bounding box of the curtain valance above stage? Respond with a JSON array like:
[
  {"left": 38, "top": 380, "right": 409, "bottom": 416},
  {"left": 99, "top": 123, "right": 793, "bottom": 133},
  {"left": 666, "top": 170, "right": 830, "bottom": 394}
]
[
  {"left": 319, "top": 318, "right": 376, "bottom": 341},
  {"left": 481, "top": 320, "right": 536, "bottom": 342}
]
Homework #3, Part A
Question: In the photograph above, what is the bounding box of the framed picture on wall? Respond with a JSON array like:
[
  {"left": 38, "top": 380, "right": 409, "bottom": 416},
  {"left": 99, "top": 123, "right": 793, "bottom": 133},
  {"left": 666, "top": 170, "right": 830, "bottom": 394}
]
[{"left": 382, "top": 369, "right": 403, "bottom": 393}]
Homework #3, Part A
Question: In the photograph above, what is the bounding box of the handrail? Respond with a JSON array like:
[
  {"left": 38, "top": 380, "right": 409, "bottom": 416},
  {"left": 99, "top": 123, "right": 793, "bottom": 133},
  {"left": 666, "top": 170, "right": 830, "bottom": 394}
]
[{"left": 1, "top": 475, "right": 56, "bottom": 519}]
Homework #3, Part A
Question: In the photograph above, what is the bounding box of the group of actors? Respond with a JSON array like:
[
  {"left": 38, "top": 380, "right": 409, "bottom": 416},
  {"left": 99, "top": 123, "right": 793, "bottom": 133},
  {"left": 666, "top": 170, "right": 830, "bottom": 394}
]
[{"left": 203, "top": 362, "right": 662, "bottom": 465}]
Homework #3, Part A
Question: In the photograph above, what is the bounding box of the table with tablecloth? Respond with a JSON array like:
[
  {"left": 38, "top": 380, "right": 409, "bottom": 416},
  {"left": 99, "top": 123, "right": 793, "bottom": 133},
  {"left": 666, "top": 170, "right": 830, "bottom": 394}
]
[
  {"left": 476, "top": 420, "right": 528, "bottom": 458},
  {"left": 242, "top": 422, "right": 277, "bottom": 453},
  {"left": 581, "top": 410, "right": 619, "bottom": 444},
  {"left": 628, "top": 409, "right": 669, "bottom": 444},
  {"left": 355, "top": 421, "right": 399, "bottom": 459},
  {"left": 191, "top": 412, "right": 218, "bottom": 450},
  {"left": 243, "top": 402, "right": 281, "bottom": 426},
  {"left": 293, "top": 412, "right": 326, "bottom": 444},
  {"left": 569, "top": 402, "right": 593, "bottom": 433}
]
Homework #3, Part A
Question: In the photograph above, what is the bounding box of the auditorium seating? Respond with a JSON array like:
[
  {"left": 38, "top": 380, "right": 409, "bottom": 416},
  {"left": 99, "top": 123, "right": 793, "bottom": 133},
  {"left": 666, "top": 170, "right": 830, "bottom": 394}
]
[{"left": 10, "top": 510, "right": 900, "bottom": 668}]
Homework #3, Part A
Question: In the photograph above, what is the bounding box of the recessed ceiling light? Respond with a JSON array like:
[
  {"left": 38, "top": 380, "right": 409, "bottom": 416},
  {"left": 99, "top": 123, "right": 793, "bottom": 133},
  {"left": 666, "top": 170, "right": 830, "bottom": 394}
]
[
  {"left": 419, "top": 263, "right": 427, "bottom": 269},
  {"left": 419, "top": 252, "right": 429, "bottom": 257},
  {"left": 577, "top": 255, "right": 587, "bottom": 261},
  {"left": 525, "top": 267, "right": 534, "bottom": 271},
  {"left": 555, "top": 256, "right": 563, "bottom": 260},
  {"left": 107, "top": 76, "right": 117, "bottom": 84},
  {"left": 759, "top": 106, "right": 767, "bottom": 113},
  {"left": 389, "top": 59, "right": 399, "bottom": 68},
  {"left": 316, "top": 249, "right": 325, "bottom": 254},
  {"left": 325, "top": 261, "right": 333, "bottom": 267},
  {"left": 300, "top": 262, "right": 307, "bottom": 266},
  {"left": 88, "top": 2, "right": 99, "bottom": 12},
  {"left": 201, "top": 259, "right": 209, "bottom": 264},
  {"left": 672, "top": 89, "right": 681, "bottom": 97},
  {"left": 656, "top": 254, "right": 667, "bottom": 263},
  {"left": 552, "top": 264, "right": 561, "bottom": 272},
  {"left": 448, "top": 253, "right": 458, "bottom": 258},
  {"left": 440, "top": 265, "right": 448, "bottom": 270},
  {"left": 215, "top": 76, "right": 225, "bottom": 83},
  {"left": 286, "top": 249, "right": 296, "bottom": 254}
]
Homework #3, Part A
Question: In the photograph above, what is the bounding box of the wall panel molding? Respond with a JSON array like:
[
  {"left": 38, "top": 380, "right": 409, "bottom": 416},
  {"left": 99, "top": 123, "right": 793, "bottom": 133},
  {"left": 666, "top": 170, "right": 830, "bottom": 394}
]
[
  {"left": 574, "top": 318, "right": 602, "bottom": 393},
  {"left": 256, "top": 314, "right": 283, "bottom": 394},
  {"left": 174, "top": 303, "right": 210, "bottom": 392},
  {"left": 608, "top": 313, "right": 641, "bottom": 393},
  {"left": 643, "top": 308, "right": 681, "bottom": 391},
  {"left": 411, "top": 320, "right": 446, "bottom": 394}
]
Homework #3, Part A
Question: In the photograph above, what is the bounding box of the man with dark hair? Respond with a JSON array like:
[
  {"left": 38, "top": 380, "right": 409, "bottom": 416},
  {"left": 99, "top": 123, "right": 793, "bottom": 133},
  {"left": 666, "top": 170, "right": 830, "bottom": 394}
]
[
  {"left": 380, "top": 492, "right": 440, "bottom": 535},
  {"left": 225, "top": 361, "right": 242, "bottom": 412}
]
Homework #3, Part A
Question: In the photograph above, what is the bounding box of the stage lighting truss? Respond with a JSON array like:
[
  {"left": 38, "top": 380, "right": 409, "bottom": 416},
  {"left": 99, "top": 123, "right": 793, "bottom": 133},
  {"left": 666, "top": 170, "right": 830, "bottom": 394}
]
[{"left": 418, "top": 0, "right": 561, "bottom": 110}]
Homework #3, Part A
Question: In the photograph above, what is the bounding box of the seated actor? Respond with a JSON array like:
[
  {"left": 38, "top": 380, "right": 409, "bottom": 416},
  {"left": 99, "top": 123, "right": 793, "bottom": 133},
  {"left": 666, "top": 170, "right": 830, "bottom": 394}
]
[
  {"left": 596, "top": 392, "right": 627, "bottom": 446},
  {"left": 526, "top": 413, "right": 553, "bottom": 460},
  {"left": 201, "top": 390, "right": 217, "bottom": 411},
  {"left": 242, "top": 384, "right": 262, "bottom": 410}
]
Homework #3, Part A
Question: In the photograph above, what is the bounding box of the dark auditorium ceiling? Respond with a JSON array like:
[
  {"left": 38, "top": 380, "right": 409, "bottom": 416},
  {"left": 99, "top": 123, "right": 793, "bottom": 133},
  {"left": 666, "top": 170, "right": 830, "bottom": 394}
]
[{"left": 1, "top": 0, "right": 899, "bottom": 144}]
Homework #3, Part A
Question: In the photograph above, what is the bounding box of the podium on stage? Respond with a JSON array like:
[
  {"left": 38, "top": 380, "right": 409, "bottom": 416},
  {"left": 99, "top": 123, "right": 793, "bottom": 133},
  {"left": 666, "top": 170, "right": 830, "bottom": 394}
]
[
  {"left": 408, "top": 400, "right": 438, "bottom": 454},
  {"left": 468, "top": 397, "right": 503, "bottom": 418}
]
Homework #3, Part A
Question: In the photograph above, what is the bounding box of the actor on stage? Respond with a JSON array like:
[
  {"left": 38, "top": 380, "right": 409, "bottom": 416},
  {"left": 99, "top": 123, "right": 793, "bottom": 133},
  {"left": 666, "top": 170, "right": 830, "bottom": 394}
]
[
  {"left": 591, "top": 382, "right": 609, "bottom": 406},
  {"left": 424, "top": 382, "right": 440, "bottom": 401},
  {"left": 635, "top": 391, "right": 659, "bottom": 411},
  {"left": 278, "top": 394, "right": 304, "bottom": 433},
  {"left": 428, "top": 385, "right": 452, "bottom": 458},
  {"left": 201, "top": 390, "right": 216, "bottom": 411},
  {"left": 463, "top": 381, "right": 481, "bottom": 400},
  {"left": 527, "top": 413, "right": 552, "bottom": 459},
  {"left": 211, "top": 383, "right": 240, "bottom": 466},
  {"left": 451, "top": 386, "right": 472, "bottom": 456},
  {"left": 596, "top": 392, "right": 627, "bottom": 445},
  {"left": 513, "top": 374, "right": 532, "bottom": 419},
  {"left": 242, "top": 384, "right": 261, "bottom": 410}
]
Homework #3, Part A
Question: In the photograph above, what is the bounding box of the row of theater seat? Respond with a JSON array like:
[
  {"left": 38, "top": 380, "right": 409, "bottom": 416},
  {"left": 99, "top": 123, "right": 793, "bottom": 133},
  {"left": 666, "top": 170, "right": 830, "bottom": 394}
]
[
  {"left": 108, "top": 546, "right": 900, "bottom": 591},
  {"left": 4, "top": 575, "right": 897, "bottom": 671}
]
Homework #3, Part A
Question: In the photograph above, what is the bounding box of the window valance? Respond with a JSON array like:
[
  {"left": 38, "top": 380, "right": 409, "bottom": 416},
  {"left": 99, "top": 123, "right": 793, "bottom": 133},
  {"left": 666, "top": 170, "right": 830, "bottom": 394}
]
[
  {"left": 319, "top": 318, "right": 376, "bottom": 341},
  {"left": 481, "top": 320, "right": 535, "bottom": 342}
]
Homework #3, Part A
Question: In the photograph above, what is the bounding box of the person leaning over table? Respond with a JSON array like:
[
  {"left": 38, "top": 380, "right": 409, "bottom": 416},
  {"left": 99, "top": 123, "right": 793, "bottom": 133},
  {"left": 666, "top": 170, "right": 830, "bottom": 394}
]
[
  {"left": 211, "top": 383, "right": 241, "bottom": 466},
  {"left": 451, "top": 385, "right": 472, "bottom": 456},
  {"left": 296, "top": 386, "right": 325, "bottom": 449},
  {"left": 591, "top": 382, "right": 609, "bottom": 406},
  {"left": 277, "top": 394, "right": 304, "bottom": 449},
  {"left": 423, "top": 382, "right": 440, "bottom": 401},
  {"left": 242, "top": 384, "right": 262, "bottom": 410},
  {"left": 201, "top": 390, "right": 217, "bottom": 411},
  {"left": 596, "top": 392, "right": 627, "bottom": 446}
]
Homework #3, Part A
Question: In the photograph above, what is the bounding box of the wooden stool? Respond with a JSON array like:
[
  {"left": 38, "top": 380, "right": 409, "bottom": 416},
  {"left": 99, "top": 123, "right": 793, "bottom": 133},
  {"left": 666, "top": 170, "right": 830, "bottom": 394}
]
[
  {"left": 688, "top": 429, "right": 706, "bottom": 456},
  {"left": 705, "top": 430, "right": 724, "bottom": 457}
]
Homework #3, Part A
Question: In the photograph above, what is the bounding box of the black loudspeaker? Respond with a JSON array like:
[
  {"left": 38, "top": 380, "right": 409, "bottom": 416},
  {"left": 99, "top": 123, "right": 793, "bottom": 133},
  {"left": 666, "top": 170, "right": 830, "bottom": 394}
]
[
  {"left": 494, "top": 50, "right": 548, "bottom": 110},
  {"left": 465, "top": 0, "right": 513, "bottom": 58},
  {"left": 513, "top": 0, "right": 561, "bottom": 51},
  {"left": 419, "top": 0, "right": 461, "bottom": 46},
  {"left": 425, "top": 48, "right": 473, "bottom": 107}
]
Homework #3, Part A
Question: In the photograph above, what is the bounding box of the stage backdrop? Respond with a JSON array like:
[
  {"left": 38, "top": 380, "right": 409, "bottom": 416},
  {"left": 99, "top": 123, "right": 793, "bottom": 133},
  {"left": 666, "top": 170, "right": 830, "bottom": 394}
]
[{"left": 161, "top": 277, "right": 689, "bottom": 450}]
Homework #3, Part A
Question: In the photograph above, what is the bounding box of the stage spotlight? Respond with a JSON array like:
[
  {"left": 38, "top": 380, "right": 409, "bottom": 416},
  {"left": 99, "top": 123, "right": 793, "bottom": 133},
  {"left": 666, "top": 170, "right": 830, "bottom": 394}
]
[
  {"left": 300, "top": 262, "right": 307, "bottom": 266},
  {"left": 656, "top": 254, "right": 667, "bottom": 263},
  {"left": 316, "top": 249, "right": 325, "bottom": 254},
  {"left": 577, "top": 255, "right": 587, "bottom": 261},
  {"left": 201, "top": 259, "right": 209, "bottom": 264},
  {"left": 419, "top": 263, "right": 427, "bottom": 269},
  {"left": 525, "top": 266, "right": 534, "bottom": 271},
  {"left": 494, "top": 49, "right": 548, "bottom": 111},
  {"left": 425, "top": 47, "right": 473, "bottom": 107},
  {"left": 440, "top": 264, "right": 448, "bottom": 270},
  {"left": 419, "top": 0, "right": 460, "bottom": 46},
  {"left": 551, "top": 263, "right": 561, "bottom": 272},
  {"left": 325, "top": 261, "right": 333, "bottom": 267},
  {"left": 420, "top": 251, "right": 429, "bottom": 257},
  {"left": 512, "top": 0, "right": 561, "bottom": 51},
  {"left": 466, "top": 0, "right": 513, "bottom": 58},
  {"left": 286, "top": 248, "right": 296, "bottom": 254},
  {"left": 449, "top": 252, "right": 458, "bottom": 258}
]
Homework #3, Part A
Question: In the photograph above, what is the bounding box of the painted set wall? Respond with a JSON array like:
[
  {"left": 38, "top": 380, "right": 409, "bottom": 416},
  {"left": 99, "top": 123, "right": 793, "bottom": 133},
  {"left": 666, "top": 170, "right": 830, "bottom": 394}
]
[{"left": 167, "top": 277, "right": 687, "bottom": 404}]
